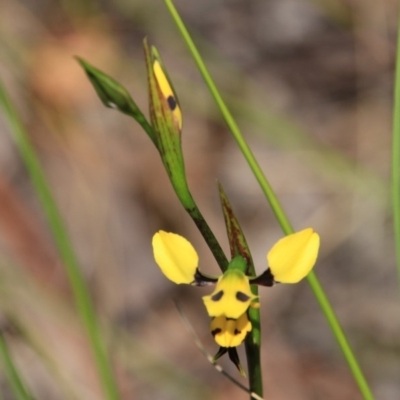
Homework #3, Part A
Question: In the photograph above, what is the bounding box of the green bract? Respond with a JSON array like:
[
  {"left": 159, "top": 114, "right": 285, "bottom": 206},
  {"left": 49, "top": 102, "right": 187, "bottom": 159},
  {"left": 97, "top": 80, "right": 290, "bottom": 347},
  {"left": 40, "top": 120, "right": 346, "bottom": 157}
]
[{"left": 143, "top": 40, "right": 193, "bottom": 208}]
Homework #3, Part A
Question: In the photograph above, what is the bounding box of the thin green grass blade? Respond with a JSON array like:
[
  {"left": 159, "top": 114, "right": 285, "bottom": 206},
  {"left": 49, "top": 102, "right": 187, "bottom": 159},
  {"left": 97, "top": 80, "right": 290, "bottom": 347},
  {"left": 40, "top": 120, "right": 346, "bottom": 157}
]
[
  {"left": 0, "top": 77, "right": 120, "bottom": 400},
  {"left": 392, "top": 9, "right": 400, "bottom": 296},
  {"left": 164, "top": 1, "right": 374, "bottom": 399},
  {"left": 0, "top": 333, "right": 33, "bottom": 400}
]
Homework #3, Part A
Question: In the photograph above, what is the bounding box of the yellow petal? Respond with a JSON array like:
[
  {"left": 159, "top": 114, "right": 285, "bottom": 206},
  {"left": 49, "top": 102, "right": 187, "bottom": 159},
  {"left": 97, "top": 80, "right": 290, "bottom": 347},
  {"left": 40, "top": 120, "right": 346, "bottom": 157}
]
[
  {"left": 152, "top": 231, "right": 198, "bottom": 284},
  {"left": 210, "top": 313, "right": 252, "bottom": 348},
  {"left": 203, "top": 269, "right": 258, "bottom": 318},
  {"left": 267, "top": 228, "right": 320, "bottom": 283}
]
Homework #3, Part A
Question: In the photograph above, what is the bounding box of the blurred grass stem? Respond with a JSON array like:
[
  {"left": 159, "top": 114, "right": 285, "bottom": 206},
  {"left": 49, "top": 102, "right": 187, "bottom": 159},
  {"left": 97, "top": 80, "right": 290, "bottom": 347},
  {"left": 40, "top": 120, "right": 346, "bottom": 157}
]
[
  {"left": 0, "top": 78, "right": 120, "bottom": 400},
  {"left": 392, "top": 8, "right": 400, "bottom": 297},
  {"left": 0, "top": 333, "right": 33, "bottom": 400}
]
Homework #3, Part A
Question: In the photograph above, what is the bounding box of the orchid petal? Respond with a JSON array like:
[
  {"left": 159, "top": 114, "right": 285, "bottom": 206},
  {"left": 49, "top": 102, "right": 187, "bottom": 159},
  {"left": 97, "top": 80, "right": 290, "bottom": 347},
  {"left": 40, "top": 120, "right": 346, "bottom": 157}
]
[
  {"left": 152, "top": 231, "right": 198, "bottom": 284},
  {"left": 267, "top": 228, "right": 320, "bottom": 283}
]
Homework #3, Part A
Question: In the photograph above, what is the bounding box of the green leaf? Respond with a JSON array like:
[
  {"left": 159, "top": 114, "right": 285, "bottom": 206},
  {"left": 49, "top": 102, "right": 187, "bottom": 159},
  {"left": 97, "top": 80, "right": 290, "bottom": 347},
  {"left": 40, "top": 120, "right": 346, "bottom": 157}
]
[{"left": 76, "top": 57, "right": 156, "bottom": 145}]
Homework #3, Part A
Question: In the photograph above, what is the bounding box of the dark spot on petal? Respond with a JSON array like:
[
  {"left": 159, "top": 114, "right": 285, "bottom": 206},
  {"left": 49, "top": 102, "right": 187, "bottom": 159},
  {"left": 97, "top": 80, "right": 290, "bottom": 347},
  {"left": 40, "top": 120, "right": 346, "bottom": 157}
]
[
  {"left": 234, "top": 329, "right": 241, "bottom": 335},
  {"left": 211, "top": 290, "right": 224, "bottom": 301},
  {"left": 167, "top": 95, "right": 177, "bottom": 110},
  {"left": 236, "top": 292, "right": 250, "bottom": 302},
  {"left": 211, "top": 328, "right": 221, "bottom": 337},
  {"left": 226, "top": 317, "right": 236, "bottom": 321}
]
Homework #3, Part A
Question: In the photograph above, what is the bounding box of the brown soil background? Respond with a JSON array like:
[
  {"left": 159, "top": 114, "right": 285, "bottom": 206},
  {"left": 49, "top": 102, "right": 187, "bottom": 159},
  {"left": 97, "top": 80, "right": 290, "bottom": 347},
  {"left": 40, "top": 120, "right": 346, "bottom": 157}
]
[{"left": 0, "top": 0, "right": 399, "bottom": 399}]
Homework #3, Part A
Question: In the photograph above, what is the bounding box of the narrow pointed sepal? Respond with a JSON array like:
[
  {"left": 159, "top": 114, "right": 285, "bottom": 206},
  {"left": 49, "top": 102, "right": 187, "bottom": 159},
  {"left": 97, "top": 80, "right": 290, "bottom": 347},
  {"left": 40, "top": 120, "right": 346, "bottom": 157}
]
[
  {"left": 218, "top": 182, "right": 254, "bottom": 272},
  {"left": 212, "top": 347, "right": 246, "bottom": 377},
  {"left": 228, "top": 348, "right": 246, "bottom": 377},
  {"left": 212, "top": 347, "right": 228, "bottom": 363}
]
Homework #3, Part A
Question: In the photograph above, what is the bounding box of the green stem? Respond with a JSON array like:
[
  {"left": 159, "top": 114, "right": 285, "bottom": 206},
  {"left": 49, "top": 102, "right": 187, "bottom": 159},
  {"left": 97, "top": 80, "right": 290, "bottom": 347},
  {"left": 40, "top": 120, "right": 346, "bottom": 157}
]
[
  {"left": 164, "top": 1, "right": 374, "bottom": 399},
  {"left": 0, "top": 333, "right": 33, "bottom": 400},
  {"left": 392, "top": 7, "right": 400, "bottom": 297},
  {"left": 0, "top": 77, "right": 120, "bottom": 400},
  {"left": 306, "top": 273, "right": 373, "bottom": 399},
  {"left": 185, "top": 201, "right": 229, "bottom": 271},
  {"left": 244, "top": 305, "right": 262, "bottom": 396}
]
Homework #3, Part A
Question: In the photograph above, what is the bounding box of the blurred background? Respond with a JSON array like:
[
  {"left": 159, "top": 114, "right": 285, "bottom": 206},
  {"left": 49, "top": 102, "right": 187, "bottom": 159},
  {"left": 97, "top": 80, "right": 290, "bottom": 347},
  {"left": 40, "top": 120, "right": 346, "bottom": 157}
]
[{"left": 0, "top": 0, "right": 399, "bottom": 399}]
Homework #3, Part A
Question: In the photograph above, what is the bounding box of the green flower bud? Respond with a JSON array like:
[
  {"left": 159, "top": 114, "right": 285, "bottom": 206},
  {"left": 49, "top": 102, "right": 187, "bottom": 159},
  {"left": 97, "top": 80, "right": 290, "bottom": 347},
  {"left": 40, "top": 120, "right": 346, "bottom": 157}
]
[{"left": 143, "top": 39, "right": 193, "bottom": 207}]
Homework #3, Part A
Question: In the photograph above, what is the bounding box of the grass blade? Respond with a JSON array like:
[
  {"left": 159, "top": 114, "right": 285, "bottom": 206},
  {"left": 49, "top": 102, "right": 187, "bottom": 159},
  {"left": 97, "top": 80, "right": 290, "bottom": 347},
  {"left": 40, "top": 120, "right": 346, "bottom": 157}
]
[
  {"left": 0, "top": 333, "right": 33, "bottom": 400},
  {"left": 0, "top": 77, "right": 120, "bottom": 400},
  {"left": 392, "top": 9, "right": 400, "bottom": 296}
]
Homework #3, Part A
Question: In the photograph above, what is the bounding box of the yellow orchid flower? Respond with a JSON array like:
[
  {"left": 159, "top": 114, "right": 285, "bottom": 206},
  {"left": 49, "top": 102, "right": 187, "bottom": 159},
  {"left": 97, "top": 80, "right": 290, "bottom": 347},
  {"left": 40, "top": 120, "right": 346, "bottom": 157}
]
[
  {"left": 152, "top": 228, "right": 320, "bottom": 306},
  {"left": 152, "top": 228, "right": 320, "bottom": 373}
]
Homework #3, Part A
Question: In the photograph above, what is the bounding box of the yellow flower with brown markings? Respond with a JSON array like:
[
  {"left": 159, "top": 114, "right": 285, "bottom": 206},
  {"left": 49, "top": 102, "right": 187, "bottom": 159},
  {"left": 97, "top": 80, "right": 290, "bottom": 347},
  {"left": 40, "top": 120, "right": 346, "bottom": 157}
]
[
  {"left": 211, "top": 313, "right": 252, "bottom": 348},
  {"left": 203, "top": 269, "right": 258, "bottom": 318}
]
